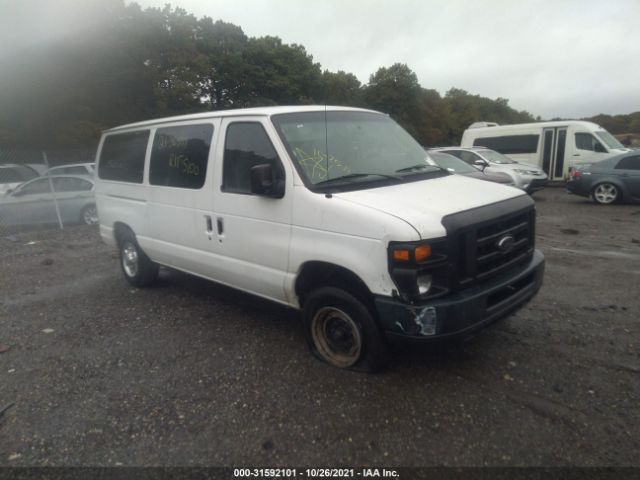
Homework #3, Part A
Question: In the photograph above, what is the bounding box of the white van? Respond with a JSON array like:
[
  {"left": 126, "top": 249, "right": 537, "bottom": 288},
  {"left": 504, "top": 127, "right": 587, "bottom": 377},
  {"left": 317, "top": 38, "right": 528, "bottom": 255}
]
[
  {"left": 95, "top": 106, "right": 545, "bottom": 371},
  {"left": 461, "top": 121, "right": 629, "bottom": 180}
]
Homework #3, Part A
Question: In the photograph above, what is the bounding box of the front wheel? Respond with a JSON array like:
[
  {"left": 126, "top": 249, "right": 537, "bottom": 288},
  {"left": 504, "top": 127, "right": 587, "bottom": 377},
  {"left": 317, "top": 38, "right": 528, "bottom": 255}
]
[
  {"left": 592, "top": 183, "right": 620, "bottom": 205},
  {"left": 119, "top": 233, "right": 158, "bottom": 287},
  {"left": 303, "top": 287, "right": 390, "bottom": 372}
]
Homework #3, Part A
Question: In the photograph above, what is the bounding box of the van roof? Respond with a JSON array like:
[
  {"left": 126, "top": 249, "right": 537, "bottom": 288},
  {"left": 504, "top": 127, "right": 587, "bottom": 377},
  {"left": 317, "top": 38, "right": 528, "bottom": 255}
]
[
  {"left": 466, "top": 120, "right": 604, "bottom": 132},
  {"left": 105, "top": 105, "right": 380, "bottom": 133}
]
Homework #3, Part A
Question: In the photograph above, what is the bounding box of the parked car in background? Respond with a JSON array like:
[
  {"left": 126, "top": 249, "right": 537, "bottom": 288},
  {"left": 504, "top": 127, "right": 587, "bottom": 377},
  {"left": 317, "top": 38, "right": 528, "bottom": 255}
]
[
  {"left": 431, "top": 147, "right": 547, "bottom": 193},
  {"left": 566, "top": 152, "right": 640, "bottom": 204},
  {"left": 426, "top": 151, "right": 514, "bottom": 186},
  {"left": 461, "top": 120, "right": 629, "bottom": 180},
  {"left": 44, "top": 162, "right": 95, "bottom": 177},
  {"left": 0, "top": 164, "right": 40, "bottom": 195},
  {"left": 0, "top": 175, "right": 98, "bottom": 228}
]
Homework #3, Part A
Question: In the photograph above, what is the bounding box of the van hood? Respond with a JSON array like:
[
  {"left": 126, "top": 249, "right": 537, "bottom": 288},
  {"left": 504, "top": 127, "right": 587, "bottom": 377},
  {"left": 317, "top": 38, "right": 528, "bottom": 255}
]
[{"left": 333, "top": 174, "right": 524, "bottom": 239}]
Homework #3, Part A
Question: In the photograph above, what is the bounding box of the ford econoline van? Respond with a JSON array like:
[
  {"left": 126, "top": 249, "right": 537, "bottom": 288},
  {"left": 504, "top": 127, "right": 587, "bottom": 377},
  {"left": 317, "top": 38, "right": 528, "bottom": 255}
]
[
  {"left": 461, "top": 121, "right": 629, "bottom": 180},
  {"left": 95, "top": 106, "right": 545, "bottom": 371}
]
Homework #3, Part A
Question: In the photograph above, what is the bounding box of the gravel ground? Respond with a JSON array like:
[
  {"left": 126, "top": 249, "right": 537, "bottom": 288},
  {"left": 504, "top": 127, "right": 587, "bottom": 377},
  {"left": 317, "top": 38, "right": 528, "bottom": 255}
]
[{"left": 0, "top": 187, "right": 639, "bottom": 467}]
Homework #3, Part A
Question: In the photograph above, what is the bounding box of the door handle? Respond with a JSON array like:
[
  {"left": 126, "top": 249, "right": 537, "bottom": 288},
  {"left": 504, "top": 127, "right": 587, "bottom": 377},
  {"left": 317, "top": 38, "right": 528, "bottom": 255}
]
[
  {"left": 216, "top": 217, "right": 224, "bottom": 235},
  {"left": 205, "top": 215, "right": 213, "bottom": 235}
]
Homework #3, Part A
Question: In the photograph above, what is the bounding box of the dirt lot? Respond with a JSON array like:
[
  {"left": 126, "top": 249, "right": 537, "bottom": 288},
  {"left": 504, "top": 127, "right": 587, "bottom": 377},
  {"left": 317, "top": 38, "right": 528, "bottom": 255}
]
[{"left": 0, "top": 187, "right": 639, "bottom": 467}]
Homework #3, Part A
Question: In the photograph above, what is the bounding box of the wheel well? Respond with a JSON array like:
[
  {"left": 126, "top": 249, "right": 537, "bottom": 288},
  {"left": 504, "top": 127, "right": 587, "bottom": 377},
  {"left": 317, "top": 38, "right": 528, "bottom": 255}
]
[
  {"left": 295, "top": 262, "right": 372, "bottom": 306},
  {"left": 113, "top": 222, "right": 135, "bottom": 247}
]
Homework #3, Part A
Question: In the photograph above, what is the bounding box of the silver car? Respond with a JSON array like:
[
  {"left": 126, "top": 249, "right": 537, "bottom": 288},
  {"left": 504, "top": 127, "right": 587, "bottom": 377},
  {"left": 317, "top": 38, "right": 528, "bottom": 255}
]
[
  {"left": 0, "top": 175, "right": 98, "bottom": 229},
  {"left": 432, "top": 147, "right": 548, "bottom": 193},
  {"left": 0, "top": 164, "right": 40, "bottom": 196}
]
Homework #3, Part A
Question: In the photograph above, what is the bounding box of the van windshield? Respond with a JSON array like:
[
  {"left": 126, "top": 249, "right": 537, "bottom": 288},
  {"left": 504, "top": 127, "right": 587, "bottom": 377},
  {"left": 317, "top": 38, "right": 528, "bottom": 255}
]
[
  {"left": 271, "top": 111, "right": 442, "bottom": 189},
  {"left": 478, "top": 149, "right": 517, "bottom": 164},
  {"left": 595, "top": 130, "right": 624, "bottom": 150}
]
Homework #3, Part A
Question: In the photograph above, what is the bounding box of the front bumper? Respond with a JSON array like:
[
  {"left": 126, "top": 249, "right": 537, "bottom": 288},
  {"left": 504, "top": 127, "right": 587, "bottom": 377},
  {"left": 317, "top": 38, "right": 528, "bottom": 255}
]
[
  {"left": 375, "top": 249, "right": 545, "bottom": 341},
  {"left": 524, "top": 178, "right": 548, "bottom": 193}
]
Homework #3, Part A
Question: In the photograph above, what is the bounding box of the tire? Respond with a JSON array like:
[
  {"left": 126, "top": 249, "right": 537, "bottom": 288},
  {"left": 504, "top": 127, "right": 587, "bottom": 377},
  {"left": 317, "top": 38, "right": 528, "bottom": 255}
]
[
  {"left": 592, "top": 183, "right": 620, "bottom": 205},
  {"left": 118, "top": 231, "right": 158, "bottom": 287},
  {"left": 302, "top": 286, "right": 390, "bottom": 372},
  {"left": 80, "top": 204, "right": 99, "bottom": 225}
]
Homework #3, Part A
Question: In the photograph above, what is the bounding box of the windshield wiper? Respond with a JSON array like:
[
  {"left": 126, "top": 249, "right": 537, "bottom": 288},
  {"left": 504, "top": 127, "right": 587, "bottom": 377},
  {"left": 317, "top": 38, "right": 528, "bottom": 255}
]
[
  {"left": 315, "top": 173, "right": 402, "bottom": 186},
  {"left": 395, "top": 164, "right": 438, "bottom": 173}
]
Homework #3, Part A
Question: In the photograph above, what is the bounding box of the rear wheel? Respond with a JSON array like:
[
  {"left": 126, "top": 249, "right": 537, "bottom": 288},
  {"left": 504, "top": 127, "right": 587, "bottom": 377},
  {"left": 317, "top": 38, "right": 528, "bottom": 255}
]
[
  {"left": 118, "top": 232, "right": 158, "bottom": 287},
  {"left": 303, "top": 286, "right": 390, "bottom": 372},
  {"left": 80, "top": 204, "right": 98, "bottom": 225},
  {"left": 592, "top": 183, "right": 620, "bottom": 205}
]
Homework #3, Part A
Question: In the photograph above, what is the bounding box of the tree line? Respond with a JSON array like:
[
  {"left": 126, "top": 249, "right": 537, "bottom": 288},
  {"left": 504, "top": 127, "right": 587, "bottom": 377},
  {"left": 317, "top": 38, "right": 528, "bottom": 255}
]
[{"left": 1, "top": 0, "right": 637, "bottom": 151}]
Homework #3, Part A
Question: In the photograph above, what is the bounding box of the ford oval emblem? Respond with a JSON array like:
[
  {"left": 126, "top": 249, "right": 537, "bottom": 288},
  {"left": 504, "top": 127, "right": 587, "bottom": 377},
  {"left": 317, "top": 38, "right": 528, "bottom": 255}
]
[{"left": 497, "top": 235, "right": 516, "bottom": 254}]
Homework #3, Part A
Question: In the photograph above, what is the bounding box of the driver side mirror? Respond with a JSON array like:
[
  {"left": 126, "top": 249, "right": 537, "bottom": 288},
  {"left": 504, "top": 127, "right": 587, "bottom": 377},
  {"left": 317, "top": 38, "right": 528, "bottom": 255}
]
[
  {"left": 594, "top": 142, "right": 607, "bottom": 153},
  {"left": 250, "top": 164, "right": 284, "bottom": 198},
  {"left": 474, "top": 159, "right": 488, "bottom": 170}
]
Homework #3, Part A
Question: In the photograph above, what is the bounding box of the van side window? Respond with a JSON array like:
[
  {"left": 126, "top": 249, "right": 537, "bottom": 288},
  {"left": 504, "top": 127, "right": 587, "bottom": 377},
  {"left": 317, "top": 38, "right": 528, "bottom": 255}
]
[
  {"left": 615, "top": 155, "right": 640, "bottom": 170},
  {"left": 150, "top": 124, "right": 213, "bottom": 189},
  {"left": 222, "top": 122, "right": 283, "bottom": 194},
  {"left": 98, "top": 131, "right": 150, "bottom": 183},
  {"left": 473, "top": 135, "right": 539, "bottom": 154},
  {"left": 575, "top": 133, "right": 605, "bottom": 152}
]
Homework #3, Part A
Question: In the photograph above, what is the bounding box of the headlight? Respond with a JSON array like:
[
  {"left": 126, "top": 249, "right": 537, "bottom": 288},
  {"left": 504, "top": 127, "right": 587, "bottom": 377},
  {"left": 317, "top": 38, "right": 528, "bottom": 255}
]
[
  {"left": 388, "top": 239, "right": 447, "bottom": 301},
  {"left": 514, "top": 169, "right": 541, "bottom": 175}
]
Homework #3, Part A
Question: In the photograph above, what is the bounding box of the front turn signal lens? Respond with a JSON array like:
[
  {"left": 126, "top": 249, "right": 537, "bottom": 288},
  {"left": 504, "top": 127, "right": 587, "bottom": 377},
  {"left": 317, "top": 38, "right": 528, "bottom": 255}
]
[
  {"left": 415, "top": 244, "right": 432, "bottom": 262},
  {"left": 393, "top": 249, "right": 410, "bottom": 262}
]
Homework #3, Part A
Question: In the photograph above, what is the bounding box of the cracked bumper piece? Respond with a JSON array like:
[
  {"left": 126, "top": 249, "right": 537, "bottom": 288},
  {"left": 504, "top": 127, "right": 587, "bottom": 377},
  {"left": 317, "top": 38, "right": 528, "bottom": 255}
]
[{"left": 375, "top": 249, "right": 545, "bottom": 341}]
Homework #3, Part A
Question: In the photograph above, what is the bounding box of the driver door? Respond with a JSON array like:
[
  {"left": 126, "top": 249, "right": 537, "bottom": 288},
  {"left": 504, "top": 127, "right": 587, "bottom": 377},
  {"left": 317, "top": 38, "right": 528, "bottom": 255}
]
[{"left": 211, "top": 117, "right": 293, "bottom": 303}]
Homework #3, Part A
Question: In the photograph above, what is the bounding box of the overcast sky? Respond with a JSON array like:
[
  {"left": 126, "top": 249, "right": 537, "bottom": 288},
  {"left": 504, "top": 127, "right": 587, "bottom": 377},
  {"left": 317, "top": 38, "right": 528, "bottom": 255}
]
[
  {"left": 2, "top": 1, "right": 638, "bottom": 119},
  {"left": 128, "top": 0, "right": 639, "bottom": 119}
]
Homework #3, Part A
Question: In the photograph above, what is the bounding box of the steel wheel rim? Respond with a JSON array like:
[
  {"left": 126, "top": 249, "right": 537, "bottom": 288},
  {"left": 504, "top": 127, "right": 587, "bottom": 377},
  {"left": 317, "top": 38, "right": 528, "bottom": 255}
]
[
  {"left": 311, "top": 306, "right": 362, "bottom": 368},
  {"left": 122, "top": 242, "right": 139, "bottom": 277},
  {"left": 83, "top": 206, "right": 98, "bottom": 225},
  {"left": 594, "top": 184, "right": 617, "bottom": 204}
]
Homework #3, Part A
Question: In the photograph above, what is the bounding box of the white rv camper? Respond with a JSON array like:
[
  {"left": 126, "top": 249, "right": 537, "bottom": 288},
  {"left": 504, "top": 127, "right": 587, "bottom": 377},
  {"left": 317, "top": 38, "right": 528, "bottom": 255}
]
[{"left": 461, "top": 121, "right": 629, "bottom": 180}]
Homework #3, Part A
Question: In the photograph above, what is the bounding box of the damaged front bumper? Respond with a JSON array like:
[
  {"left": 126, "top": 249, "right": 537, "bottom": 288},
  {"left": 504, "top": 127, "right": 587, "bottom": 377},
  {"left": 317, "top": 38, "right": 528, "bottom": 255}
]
[{"left": 375, "top": 249, "right": 545, "bottom": 341}]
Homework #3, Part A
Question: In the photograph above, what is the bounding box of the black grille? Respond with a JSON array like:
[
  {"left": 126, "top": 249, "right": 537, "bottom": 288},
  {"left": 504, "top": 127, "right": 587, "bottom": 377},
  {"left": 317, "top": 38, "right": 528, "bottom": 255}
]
[
  {"left": 475, "top": 211, "right": 533, "bottom": 281},
  {"left": 442, "top": 196, "right": 536, "bottom": 290}
]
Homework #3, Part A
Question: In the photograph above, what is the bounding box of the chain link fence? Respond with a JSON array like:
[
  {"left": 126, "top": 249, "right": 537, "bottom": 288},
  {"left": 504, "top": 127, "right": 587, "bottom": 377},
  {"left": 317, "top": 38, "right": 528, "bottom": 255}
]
[{"left": 0, "top": 148, "right": 98, "bottom": 238}]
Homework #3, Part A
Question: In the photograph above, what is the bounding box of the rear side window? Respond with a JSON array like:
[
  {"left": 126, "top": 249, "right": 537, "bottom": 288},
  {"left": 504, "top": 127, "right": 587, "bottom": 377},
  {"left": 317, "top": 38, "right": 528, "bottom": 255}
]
[
  {"left": 222, "top": 122, "right": 283, "bottom": 194},
  {"left": 473, "top": 135, "right": 539, "bottom": 154},
  {"left": 21, "top": 179, "right": 53, "bottom": 195},
  {"left": 53, "top": 177, "right": 93, "bottom": 192},
  {"left": 98, "top": 131, "right": 150, "bottom": 183},
  {"left": 615, "top": 155, "right": 640, "bottom": 170},
  {"left": 0, "top": 169, "right": 22, "bottom": 184},
  {"left": 575, "top": 133, "right": 605, "bottom": 152},
  {"left": 447, "top": 150, "right": 481, "bottom": 164},
  {"left": 149, "top": 124, "right": 213, "bottom": 189}
]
